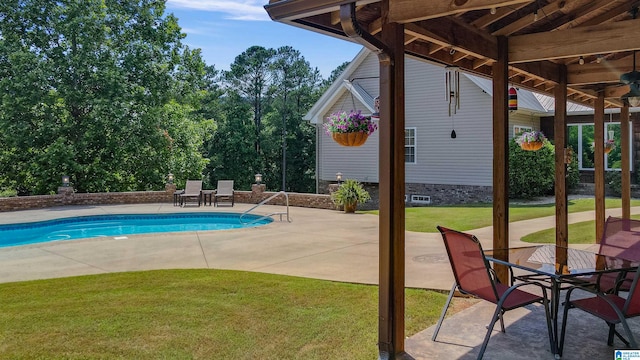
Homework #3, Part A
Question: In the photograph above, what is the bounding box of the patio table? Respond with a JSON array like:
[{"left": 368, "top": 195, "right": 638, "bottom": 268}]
[{"left": 485, "top": 245, "right": 638, "bottom": 359}]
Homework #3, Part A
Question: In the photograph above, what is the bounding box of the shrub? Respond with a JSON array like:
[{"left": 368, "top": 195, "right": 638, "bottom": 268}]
[
  {"left": 509, "top": 139, "right": 555, "bottom": 199},
  {"left": 566, "top": 147, "right": 580, "bottom": 191},
  {"left": 0, "top": 188, "right": 17, "bottom": 198},
  {"left": 606, "top": 171, "right": 622, "bottom": 196}
]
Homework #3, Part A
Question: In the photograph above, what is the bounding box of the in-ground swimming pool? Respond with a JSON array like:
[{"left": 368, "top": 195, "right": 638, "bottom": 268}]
[{"left": 0, "top": 213, "right": 272, "bottom": 248}]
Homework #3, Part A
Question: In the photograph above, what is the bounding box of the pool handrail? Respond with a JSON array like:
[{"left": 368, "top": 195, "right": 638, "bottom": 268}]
[{"left": 240, "top": 191, "right": 292, "bottom": 224}]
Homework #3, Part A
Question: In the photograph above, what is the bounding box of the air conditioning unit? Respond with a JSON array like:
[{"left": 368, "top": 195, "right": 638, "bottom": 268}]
[{"left": 411, "top": 195, "right": 431, "bottom": 204}]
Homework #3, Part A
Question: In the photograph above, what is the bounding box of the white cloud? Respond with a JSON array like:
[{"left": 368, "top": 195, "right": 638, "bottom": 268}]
[{"left": 167, "top": 0, "right": 270, "bottom": 21}]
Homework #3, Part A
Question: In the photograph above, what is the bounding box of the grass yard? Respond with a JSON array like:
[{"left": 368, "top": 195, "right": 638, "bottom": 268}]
[
  {"left": 366, "top": 198, "right": 640, "bottom": 233},
  {"left": 0, "top": 269, "right": 460, "bottom": 360},
  {"left": 521, "top": 214, "right": 640, "bottom": 244}
]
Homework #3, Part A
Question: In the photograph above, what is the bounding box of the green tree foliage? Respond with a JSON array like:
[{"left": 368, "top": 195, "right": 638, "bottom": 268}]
[
  {"left": 0, "top": 0, "right": 212, "bottom": 194},
  {"left": 322, "top": 60, "right": 350, "bottom": 89},
  {"left": 208, "top": 46, "right": 321, "bottom": 193},
  {"left": 266, "top": 46, "right": 321, "bottom": 192}
]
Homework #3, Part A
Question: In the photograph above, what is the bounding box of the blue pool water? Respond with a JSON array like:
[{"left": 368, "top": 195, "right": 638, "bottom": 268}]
[{"left": 0, "top": 213, "right": 272, "bottom": 248}]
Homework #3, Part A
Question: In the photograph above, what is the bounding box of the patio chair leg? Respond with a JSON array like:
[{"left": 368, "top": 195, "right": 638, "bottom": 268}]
[
  {"left": 432, "top": 282, "right": 456, "bottom": 341},
  {"left": 608, "top": 324, "right": 615, "bottom": 346},
  {"left": 498, "top": 311, "right": 505, "bottom": 333},
  {"left": 558, "top": 289, "right": 576, "bottom": 357},
  {"left": 622, "top": 319, "right": 638, "bottom": 348},
  {"left": 612, "top": 321, "right": 635, "bottom": 348},
  {"left": 478, "top": 304, "right": 503, "bottom": 360}
]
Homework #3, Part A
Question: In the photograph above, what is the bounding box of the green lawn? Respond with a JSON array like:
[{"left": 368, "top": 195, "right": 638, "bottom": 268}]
[
  {"left": 521, "top": 214, "right": 640, "bottom": 244},
  {"left": 0, "top": 269, "right": 455, "bottom": 360},
  {"left": 366, "top": 198, "right": 640, "bottom": 233}
]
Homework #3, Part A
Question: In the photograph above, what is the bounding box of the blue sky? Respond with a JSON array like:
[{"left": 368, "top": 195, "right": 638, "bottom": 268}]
[{"left": 165, "top": 0, "right": 363, "bottom": 78}]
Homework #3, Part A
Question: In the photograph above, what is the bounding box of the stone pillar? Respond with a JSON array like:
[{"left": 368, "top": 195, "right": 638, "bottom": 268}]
[
  {"left": 165, "top": 183, "right": 177, "bottom": 193},
  {"left": 328, "top": 183, "right": 341, "bottom": 211},
  {"left": 165, "top": 183, "right": 177, "bottom": 203},
  {"left": 251, "top": 184, "right": 266, "bottom": 203},
  {"left": 57, "top": 186, "right": 74, "bottom": 206}
]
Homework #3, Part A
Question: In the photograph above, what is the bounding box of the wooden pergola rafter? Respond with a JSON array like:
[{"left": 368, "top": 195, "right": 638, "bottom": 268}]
[{"left": 264, "top": 1, "right": 637, "bottom": 359}]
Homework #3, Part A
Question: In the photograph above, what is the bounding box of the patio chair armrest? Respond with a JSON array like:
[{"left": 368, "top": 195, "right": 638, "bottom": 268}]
[
  {"left": 497, "top": 280, "right": 550, "bottom": 308},
  {"left": 614, "top": 271, "right": 634, "bottom": 293}
]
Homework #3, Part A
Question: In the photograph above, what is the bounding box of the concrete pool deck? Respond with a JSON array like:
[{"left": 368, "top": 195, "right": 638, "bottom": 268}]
[
  {"left": 1, "top": 202, "right": 639, "bottom": 359},
  {"left": 2, "top": 202, "right": 638, "bottom": 287}
]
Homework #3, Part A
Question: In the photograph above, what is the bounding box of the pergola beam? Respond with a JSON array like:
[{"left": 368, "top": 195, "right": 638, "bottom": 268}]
[
  {"left": 389, "top": 0, "right": 532, "bottom": 23},
  {"left": 491, "top": 0, "right": 569, "bottom": 37},
  {"left": 509, "top": 18, "right": 640, "bottom": 63},
  {"left": 567, "top": 57, "right": 634, "bottom": 85},
  {"left": 405, "top": 19, "right": 497, "bottom": 60}
]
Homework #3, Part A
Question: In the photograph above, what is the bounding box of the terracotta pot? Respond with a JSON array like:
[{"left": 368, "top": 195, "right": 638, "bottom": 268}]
[
  {"left": 343, "top": 202, "right": 357, "bottom": 213},
  {"left": 332, "top": 132, "right": 369, "bottom": 147},
  {"left": 520, "top": 141, "right": 543, "bottom": 151}
]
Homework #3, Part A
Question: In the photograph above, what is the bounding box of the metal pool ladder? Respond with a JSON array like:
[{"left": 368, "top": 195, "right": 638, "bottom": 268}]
[{"left": 240, "top": 191, "right": 292, "bottom": 224}]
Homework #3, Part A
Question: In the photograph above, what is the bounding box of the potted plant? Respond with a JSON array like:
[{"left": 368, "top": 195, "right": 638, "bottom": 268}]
[
  {"left": 516, "top": 130, "right": 547, "bottom": 151},
  {"left": 323, "top": 110, "right": 378, "bottom": 146},
  {"left": 330, "top": 179, "right": 371, "bottom": 213}
]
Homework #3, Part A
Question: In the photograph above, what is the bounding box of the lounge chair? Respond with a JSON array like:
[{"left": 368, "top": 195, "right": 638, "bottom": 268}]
[
  {"left": 180, "top": 180, "right": 202, "bottom": 207},
  {"left": 214, "top": 180, "right": 234, "bottom": 207}
]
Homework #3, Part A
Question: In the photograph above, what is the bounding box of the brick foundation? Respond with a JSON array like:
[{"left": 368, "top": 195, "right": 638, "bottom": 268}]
[{"left": 319, "top": 180, "right": 492, "bottom": 206}]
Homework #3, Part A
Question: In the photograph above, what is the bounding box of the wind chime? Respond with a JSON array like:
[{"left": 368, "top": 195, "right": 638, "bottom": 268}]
[{"left": 445, "top": 65, "right": 460, "bottom": 138}]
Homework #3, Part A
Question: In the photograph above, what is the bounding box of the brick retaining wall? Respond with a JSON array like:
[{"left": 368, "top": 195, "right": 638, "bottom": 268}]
[{"left": 0, "top": 186, "right": 336, "bottom": 212}]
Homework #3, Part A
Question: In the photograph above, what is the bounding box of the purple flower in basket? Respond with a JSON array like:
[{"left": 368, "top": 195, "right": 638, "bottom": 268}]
[
  {"left": 323, "top": 110, "right": 378, "bottom": 136},
  {"left": 516, "top": 130, "right": 546, "bottom": 145}
]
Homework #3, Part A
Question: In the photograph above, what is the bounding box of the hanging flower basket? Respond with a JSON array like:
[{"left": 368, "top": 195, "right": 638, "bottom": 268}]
[
  {"left": 604, "top": 140, "right": 615, "bottom": 154},
  {"left": 520, "top": 141, "right": 544, "bottom": 151},
  {"left": 332, "top": 132, "right": 369, "bottom": 146},
  {"left": 324, "top": 110, "right": 378, "bottom": 147},
  {"left": 516, "top": 131, "right": 547, "bottom": 151}
]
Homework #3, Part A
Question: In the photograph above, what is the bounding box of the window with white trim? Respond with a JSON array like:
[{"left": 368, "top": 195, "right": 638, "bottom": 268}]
[
  {"left": 568, "top": 122, "right": 632, "bottom": 171},
  {"left": 513, "top": 125, "right": 532, "bottom": 137},
  {"left": 405, "top": 127, "right": 416, "bottom": 164}
]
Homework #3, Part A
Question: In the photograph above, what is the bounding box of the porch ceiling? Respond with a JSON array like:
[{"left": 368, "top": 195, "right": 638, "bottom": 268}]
[{"left": 265, "top": 0, "right": 640, "bottom": 109}]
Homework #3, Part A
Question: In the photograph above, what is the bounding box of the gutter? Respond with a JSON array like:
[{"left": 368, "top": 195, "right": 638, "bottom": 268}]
[
  {"left": 264, "top": 0, "right": 378, "bottom": 21},
  {"left": 339, "top": 3, "right": 392, "bottom": 65}
]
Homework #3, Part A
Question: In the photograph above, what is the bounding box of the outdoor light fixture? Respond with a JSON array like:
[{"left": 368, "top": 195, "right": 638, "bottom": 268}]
[
  {"left": 578, "top": 56, "right": 585, "bottom": 65},
  {"left": 621, "top": 51, "right": 640, "bottom": 107},
  {"left": 61, "top": 175, "right": 70, "bottom": 187},
  {"left": 622, "top": 83, "right": 640, "bottom": 107},
  {"left": 167, "top": 173, "right": 174, "bottom": 184},
  {"left": 255, "top": 173, "right": 262, "bottom": 185},
  {"left": 336, "top": 172, "right": 343, "bottom": 184}
]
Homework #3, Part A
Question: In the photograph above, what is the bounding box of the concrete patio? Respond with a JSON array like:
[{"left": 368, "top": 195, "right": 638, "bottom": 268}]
[{"left": 0, "top": 203, "right": 638, "bottom": 359}]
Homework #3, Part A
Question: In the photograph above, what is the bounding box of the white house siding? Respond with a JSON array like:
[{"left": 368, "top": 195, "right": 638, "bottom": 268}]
[
  {"left": 404, "top": 56, "right": 494, "bottom": 187},
  {"left": 318, "top": 52, "right": 498, "bottom": 187}
]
